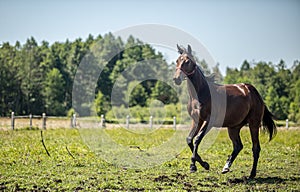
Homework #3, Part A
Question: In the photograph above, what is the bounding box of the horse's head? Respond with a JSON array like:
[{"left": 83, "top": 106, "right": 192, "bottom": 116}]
[{"left": 173, "top": 44, "right": 197, "bottom": 85}]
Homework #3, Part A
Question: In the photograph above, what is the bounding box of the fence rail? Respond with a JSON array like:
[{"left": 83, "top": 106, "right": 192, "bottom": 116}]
[
  {"left": 10, "top": 112, "right": 77, "bottom": 130},
  {"left": 1, "top": 112, "right": 295, "bottom": 131},
  {"left": 7, "top": 112, "right": 178, "bottom": 130},
  {"left": 0, "top": 112, "right": 299, "bottom": 130}
]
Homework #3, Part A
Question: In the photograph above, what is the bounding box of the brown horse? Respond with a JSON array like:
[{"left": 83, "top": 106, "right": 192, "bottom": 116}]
[{"left": 173, "top": 45, "right": 276, "bottom": 179}]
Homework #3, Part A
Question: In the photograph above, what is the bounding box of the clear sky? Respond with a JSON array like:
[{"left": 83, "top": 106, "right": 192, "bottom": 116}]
[{"left": 0, "top": 0, "right": 299, "bottom": 75}]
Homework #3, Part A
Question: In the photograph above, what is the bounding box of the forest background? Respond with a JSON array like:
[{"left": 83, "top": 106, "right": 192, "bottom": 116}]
[{"left": 1, "top": 34, "right": 299, "bottom": 123}]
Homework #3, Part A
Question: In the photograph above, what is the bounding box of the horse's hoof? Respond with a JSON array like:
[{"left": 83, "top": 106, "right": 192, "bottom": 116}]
[
  {"left": 190, "top": 164, "right": 197, "bottom": 173},
  {"left": 221, "top": 167, "right": 230, "bottom": 174},
  {"left": 202, "top": 161, "right": 210, "bottom": 170}
]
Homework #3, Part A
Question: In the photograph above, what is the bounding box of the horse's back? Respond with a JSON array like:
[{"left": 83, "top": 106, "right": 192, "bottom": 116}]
[{"left": 225, "top": 83, "right": 250, "bottom": 97}]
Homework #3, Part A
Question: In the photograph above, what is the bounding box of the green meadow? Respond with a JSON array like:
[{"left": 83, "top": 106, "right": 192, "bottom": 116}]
[{"left": 0, "top": 127, "right": 299, "bottom": 191}]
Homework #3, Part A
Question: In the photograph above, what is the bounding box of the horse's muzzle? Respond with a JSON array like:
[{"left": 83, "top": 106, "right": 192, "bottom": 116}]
[{"left": 173, "top": 77, "right": 182, "bottom": 85}]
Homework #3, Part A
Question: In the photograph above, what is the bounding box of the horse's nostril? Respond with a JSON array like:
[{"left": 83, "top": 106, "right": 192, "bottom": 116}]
[{"left": 174, "top": 78, "right": 182, "bottom": 85}]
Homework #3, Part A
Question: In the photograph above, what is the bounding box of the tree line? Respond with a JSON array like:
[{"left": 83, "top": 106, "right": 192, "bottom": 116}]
[
  {"left": 0, "top": 34, "right": 179, "bottom": 118},
  {"left": 0, "top": 33, "right": 299, "bottom": 123},
  {"left": 224, "top": 60, "right": 300, "bottom": 122}
]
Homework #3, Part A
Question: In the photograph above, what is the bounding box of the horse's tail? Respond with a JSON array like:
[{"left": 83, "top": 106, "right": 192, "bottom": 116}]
[{"left": 262, "top": 105, "right": 277, "bottom": 141}]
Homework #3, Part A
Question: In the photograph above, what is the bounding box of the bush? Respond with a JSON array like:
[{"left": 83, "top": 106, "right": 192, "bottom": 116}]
[
  {"left": 67, "top": 108, "right": 76, "bottom": 117},
  {"left": 105, "top": 103, "right": 188, "bottom": 124}
]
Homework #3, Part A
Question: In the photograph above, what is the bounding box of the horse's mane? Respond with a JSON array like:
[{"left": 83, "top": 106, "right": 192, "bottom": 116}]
[
  {"left": 196, "top": 65, "right": 216, "bottom": 83},
  {"left": 205, "top": 73, "right": 216, "bottom": 83}
]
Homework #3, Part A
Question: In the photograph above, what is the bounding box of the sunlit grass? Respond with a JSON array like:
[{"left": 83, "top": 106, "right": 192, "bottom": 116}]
[{"left": 0, "top": 127, "right": 299, "bottom": 191}]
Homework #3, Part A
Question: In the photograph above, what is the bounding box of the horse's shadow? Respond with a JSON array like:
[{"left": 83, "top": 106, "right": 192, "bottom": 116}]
[{"left": 227, "top": 176, "right": 300, "bottom": 185}]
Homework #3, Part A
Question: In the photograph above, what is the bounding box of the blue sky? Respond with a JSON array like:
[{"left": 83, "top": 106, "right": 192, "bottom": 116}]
[{"left": 0, "top": 0, "right": 299, "bottom": 75}]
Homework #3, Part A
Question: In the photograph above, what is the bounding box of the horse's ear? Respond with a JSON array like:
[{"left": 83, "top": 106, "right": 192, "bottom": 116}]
[
  {"left": 187, "top": 44, "right": 192, "bottom": 55},
  {"left": 177, "top": 44, "right": 184, "bottom": 54}
]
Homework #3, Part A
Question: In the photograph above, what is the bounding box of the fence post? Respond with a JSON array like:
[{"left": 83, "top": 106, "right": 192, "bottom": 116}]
[
  {"left": 42, "top": 113, "right": 46, "bottom": 130},
  {"left": 100, "top": 114, "right": 105, "bottom": 128},
  {"left": 286, "top": 119, "right": 289, "bottom": 129},
  {"left": 150, "top": 116, "right": 153, "bottom": 129},
  {"left": 70, "top": 115, "right": 73, "bottom": 128},
  {"left": 173, "top": 116, "right": 176, "bottom": 130},
  {"left": 29, "top": 114, "right": 32, "bottom": 129},
  {"left": 11, "top": 112, "right": 15, "bottom": 130},
  {"left": 126, "top": 115, "right": 130, "bottom": 129},
  {"left": 72, "top": 114, "right": 76, "bottom": 128}
]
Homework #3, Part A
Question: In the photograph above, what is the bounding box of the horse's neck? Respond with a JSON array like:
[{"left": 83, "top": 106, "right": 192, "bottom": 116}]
[{"left": 187, "top": 70, "right": 211, "bottom": 104}]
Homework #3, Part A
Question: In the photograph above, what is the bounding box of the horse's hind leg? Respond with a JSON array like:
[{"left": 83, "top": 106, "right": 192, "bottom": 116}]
[
  {"left": 222, "top": 125, "right": 243, "bottom": 174},
  {"left": 249, "top": 125, "right": 261, "bottom": 179}
]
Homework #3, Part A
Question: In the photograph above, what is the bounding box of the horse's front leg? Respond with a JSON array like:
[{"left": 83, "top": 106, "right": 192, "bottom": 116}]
[
  {"left": 190, "top": 121, "right": 210, "bottom": 172},
  {"left": 186, "top": 106, "right": 203, "bottom": 172},
  {"left": 186, "top": 120, "right": 202, "bottom": 172}
]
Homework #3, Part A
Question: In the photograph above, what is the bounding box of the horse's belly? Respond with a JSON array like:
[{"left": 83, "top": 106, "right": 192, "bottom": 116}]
[{"left": 222, "top": 101, "right": 250, "bottom": 127}]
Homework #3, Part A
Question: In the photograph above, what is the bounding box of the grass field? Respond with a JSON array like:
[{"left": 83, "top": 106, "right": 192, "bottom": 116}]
[{"left": 0, "top": 127, "right": 299, "bottom": 191}]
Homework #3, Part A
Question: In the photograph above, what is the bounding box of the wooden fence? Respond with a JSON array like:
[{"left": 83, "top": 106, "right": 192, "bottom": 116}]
[
  {"left": 8, "top": 112, "right": 178, "bottom": 130},
  {"left": 10, "top": 112, "right": 77, "bottom": 130},
  {"left": 3, "top": 112, "right": 293, "bottom": 130}
]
